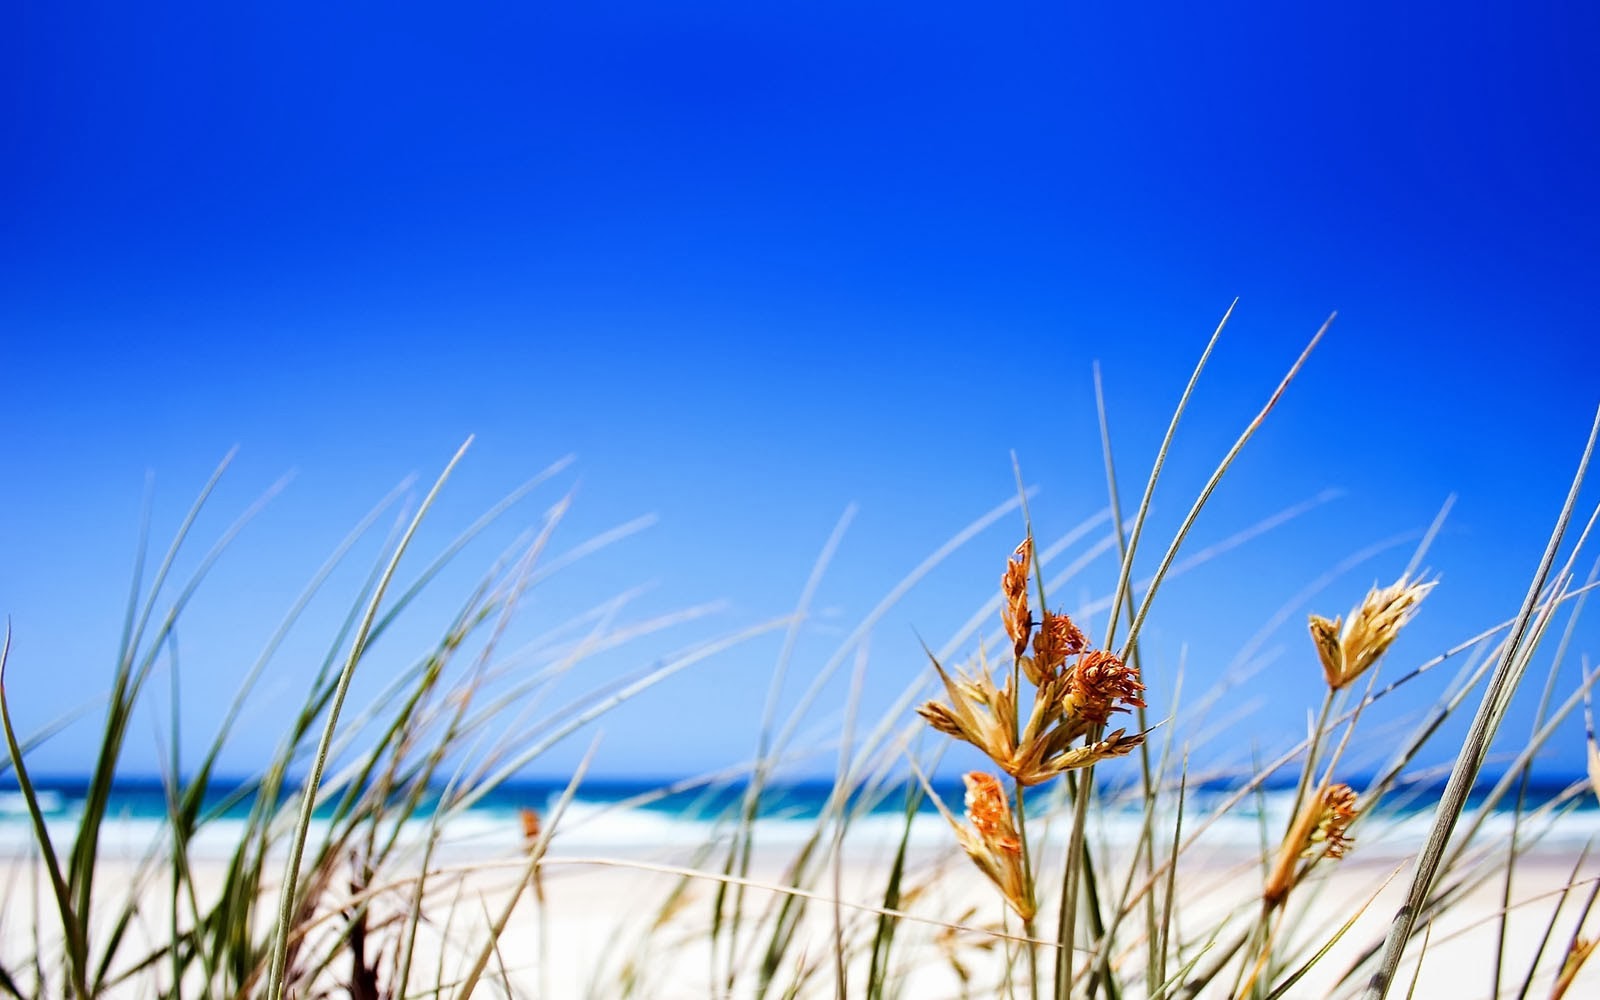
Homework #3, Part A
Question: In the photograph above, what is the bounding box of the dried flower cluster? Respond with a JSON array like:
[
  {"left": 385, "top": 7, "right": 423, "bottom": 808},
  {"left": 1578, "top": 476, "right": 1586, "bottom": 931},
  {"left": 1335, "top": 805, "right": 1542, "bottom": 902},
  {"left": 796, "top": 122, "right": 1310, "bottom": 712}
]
[
  {"left": 951, "top": 773, "right": 1035, "bottom": 921},
  {"left": 918, "top": 538, "right": 1148, "bottom": 917},
  {"left": 1308, "top": 575, "right": 1435, "bottom": 690},
  {"left": 1263, "top": 782, "right": 1360, "bottom": 909}
]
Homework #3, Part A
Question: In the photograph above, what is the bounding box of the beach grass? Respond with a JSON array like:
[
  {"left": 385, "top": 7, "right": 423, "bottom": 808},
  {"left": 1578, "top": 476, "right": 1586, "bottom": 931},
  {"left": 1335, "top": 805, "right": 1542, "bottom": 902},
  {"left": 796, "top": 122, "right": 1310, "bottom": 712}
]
[{"left": 4, "top": 308, "right": 1600, "bottom": 998}]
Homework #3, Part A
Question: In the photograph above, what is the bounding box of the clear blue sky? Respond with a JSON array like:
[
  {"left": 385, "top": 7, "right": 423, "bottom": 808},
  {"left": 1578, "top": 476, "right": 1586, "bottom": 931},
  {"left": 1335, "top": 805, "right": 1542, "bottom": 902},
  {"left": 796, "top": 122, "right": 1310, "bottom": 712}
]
[{"left": 3, "top": 2, "right": 1598, "bottom": 781}]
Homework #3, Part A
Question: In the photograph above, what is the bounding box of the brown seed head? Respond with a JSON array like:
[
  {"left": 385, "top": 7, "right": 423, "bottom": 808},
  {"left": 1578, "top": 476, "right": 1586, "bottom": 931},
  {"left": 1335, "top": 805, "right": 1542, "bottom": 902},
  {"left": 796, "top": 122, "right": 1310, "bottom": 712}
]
[
  {"left": 1065, "top": 650, "right": 1146, "bottom": 728},
  {"left": 1264, "top": 781, "right": 1359, "bottom": 908},
  {"left": 950, "top": 771, "right": 1034, "bottom": 920},
  {"left": 1307, "top": 783, "right": 1358, "bottom": 859},
  {"left": 963, "top": 772, "right": 1022, "bottom": 855},
  {"left": 519, "top": 808, "right": 542, "bottom": 843},
  {"left": 1001, "top": 539, "right": 1034, "bottom": 659},
  {"left": 1030, "top": 611, "right": 1087, "bottom": 681}
]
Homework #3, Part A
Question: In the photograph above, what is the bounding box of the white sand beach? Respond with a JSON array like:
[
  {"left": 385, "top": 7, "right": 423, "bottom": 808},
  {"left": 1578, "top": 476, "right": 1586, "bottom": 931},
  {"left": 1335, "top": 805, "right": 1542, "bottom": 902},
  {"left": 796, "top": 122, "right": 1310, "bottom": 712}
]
[{"left": 4, "top": 842, "right": 1596, "bottom": 998}]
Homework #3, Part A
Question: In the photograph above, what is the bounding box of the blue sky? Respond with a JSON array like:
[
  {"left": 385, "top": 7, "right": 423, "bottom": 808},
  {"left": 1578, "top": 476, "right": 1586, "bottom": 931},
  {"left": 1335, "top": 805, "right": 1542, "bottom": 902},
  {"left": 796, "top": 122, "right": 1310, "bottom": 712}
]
[{"left": 3, "top": 1, "right": 1599, "bottom": 782}]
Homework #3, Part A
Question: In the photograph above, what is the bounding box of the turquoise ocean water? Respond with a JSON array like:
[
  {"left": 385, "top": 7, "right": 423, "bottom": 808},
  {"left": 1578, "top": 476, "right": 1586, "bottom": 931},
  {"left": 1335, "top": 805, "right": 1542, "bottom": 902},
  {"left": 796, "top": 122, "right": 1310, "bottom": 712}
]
[{"left": 4, "top": 774, "right": 1597, "bottom": 861}]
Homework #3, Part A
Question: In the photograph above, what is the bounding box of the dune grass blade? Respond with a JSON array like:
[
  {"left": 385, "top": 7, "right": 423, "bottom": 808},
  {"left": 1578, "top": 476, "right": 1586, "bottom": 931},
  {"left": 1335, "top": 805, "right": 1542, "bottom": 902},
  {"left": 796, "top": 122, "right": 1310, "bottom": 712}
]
[
  {"left": 1100, "top": 300, "right": 1230, "bottom": 656},
  {"left": 1549, "top": 868, "right": 1600, "bottom": 999},
  {"left": 1058, "top": 313, "right": 1328, "bottom": 1000},
  {"left": 265, "top": 437, "right": 473, "bottom": 1000},
  {"left": 1497, "top": 558, "right": 1598, "bottom": 996},
  {"left": 453, "top": 737, "right": 597, "bottom": 999},
  {"left": 1092, "top": 372, "right": 1159, "bottom": 999},
  {"left": 1402, "top": 922, "right": 1432, "bottom": 1000},
  {"left": 1515, "top": 843, "right": 1593, "bottom": 1000},
  {"left": 714, "top": 506, "right": 854, "bottom": 989},
  {"left": 1261, "top": 863, "right": 1404, "bottom": 999},
  {"left": 0, "top": 624, "right": 88, "bottom": 997},
  {"left": 1361, "top": 405, "right": 1600, "bottom": 1000}
]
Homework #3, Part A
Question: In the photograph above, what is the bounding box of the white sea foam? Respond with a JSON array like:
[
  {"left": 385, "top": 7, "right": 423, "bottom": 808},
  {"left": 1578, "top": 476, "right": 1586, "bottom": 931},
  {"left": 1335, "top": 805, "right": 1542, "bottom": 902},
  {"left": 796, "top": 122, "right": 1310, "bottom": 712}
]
[{"left": 2, "top": 791, "right": 1596, "bottom": 862}]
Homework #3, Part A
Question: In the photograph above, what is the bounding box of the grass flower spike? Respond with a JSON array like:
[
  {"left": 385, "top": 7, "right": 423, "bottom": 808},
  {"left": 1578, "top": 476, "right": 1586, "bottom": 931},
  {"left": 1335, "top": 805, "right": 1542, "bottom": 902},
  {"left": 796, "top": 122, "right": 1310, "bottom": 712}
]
[
  {"left": 918, "top": 645, "right": 1146, "bottom": 785},
  {"left": 1309, "top": 575, "right": 1436, "bottom": 690},
  {"left": 1263, "top": 782, "right": 1359, "bottom": 909},
  {"left": 1001, "top": 539, "right": 1034, "bottom": 659},
  {"left": 951, "top": 772, "right": 1036, "bottom": 921},
  {"left": 1026, "top": 610, "right": 1086, "bottom": 685},
  {"left": 1061, "top": 650, "right": 1145, "bottom": 730}
]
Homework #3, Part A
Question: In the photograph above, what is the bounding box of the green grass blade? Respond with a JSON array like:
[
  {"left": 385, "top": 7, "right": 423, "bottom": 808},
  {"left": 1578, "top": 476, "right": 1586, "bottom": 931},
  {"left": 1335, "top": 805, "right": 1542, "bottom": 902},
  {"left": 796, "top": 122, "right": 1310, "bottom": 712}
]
[
  {"left": 1361, "top": 404, "right": 1600, "bottom": 1000},
  {"left": 0, "top": 623, "right": 88, "bottom": 997},
  {"left": 266, "top": 437, "right": 473, "bottom": 1000}
]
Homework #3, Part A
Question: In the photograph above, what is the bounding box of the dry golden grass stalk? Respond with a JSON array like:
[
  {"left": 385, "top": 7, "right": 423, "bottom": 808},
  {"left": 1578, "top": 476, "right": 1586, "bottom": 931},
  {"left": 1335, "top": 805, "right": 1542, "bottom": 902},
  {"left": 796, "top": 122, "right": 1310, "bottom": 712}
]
[
  {"left": 1309, "top": 575, "right": 1436, "bottom": 690},
  {"left": 1263, "top": 781, "right": 1359, "bottom": 909},
  {"left": 1551, "top": 936, "right": 1597, "bottom": 1000},
  {"left": 950, "top": 772, "right": 1036, "bottom": 921}
]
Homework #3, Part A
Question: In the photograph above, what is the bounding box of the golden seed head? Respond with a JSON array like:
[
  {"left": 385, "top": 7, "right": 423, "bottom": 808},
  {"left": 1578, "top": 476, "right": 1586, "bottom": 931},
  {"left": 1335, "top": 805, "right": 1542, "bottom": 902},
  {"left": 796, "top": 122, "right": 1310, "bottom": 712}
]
[
  {"left": 1306, "top": 783, "right": 1359, "bottom": 860},
  {"left": 1066, "top": 650, "right": 1146, "bottom": 728},
  {"left": 1001, "top": 539, "right": 1034, "bottom": 659},
  {"left": 1031, "top": 610, "right": 1087, "bottom": 680},
  {"left": 1311, "top": 575, "right": 1435, "bottom": 689},
  {"left": 1308, "top": 614, "right": 1345, "bottom": 689},
  {"left": 917, "top": 650, "right": 1021, "bottom": 768}
]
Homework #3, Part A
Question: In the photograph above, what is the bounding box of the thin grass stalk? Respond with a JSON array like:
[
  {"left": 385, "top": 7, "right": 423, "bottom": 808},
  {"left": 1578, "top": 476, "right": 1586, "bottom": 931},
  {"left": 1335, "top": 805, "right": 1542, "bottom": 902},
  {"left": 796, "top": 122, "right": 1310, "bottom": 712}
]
[
  {"left": 1117, "top": 315, "right": 1330, "bottom": 664},
  {"left": 0, "top": 624, "right": 88, "bottom": 998},
  {"left": 1063, "top": 315, "right": 1330, "bottom": 999},
  {"left": 1091, "top": 364, "right": 1160, "bottom": 999},
  {"left": 1361, "top": 406, "right": 1600, "bottom": 1000},
  {"left": 1008, "top": 472, "right": 1048, "bottom": 999},
  {"left": 1259, "top": 864, "right": 1405, "bottom": 1000},
  {"left": 717, "top": 506, "right": 854, "bottom": 990},
  {"left": 452, "top": 738, "right": 597, "bottom": 1000},
  {"left": 832, "top": 644, "right": 869, "bottom": 999},
  {"left": 865, "top": 776, "right": 926, "bottom": 1000},
  {"left": 1497, "top": 560, "right": 1596, "bottom": 996},
  {"left": 1100, "top": 302, "right": 1231, "bottom": 655},
  {"left": 266, "top": 438, "right": 472, "bottom": 1000},
  {"left": 77, "top": 467, "right": 288, "bottom": 992},
  {"left": 1156, "top": 758, "right": 1188, "bottom": 992},
  {"left": 1548, "top": 863, "right": 1600, "bottom": 1000},
  {"left": 1515, "top": 843, "right": 1594, "bottom": 1000}
]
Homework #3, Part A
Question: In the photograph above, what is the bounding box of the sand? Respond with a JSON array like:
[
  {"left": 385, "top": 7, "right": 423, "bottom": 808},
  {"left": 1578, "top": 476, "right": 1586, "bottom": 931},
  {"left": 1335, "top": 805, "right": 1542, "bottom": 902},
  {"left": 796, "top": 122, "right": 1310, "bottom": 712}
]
[{"left": 3, "top": 841, "right": 1597, "bottom": 998}]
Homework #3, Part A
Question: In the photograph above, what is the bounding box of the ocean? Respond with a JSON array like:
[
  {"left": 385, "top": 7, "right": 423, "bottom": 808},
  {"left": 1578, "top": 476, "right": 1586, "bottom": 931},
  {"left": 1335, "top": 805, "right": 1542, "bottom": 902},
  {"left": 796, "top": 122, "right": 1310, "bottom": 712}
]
[{"left": 4, "top": 774, "right": 1598, "bottom": 862}]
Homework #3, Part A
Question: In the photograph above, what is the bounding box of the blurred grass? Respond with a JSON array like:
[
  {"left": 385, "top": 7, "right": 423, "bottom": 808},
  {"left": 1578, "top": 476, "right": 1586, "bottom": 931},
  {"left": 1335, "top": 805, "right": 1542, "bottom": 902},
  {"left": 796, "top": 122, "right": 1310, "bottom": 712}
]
[{"left": 1, "top": 311, "right": 1599, "bottom": 998}]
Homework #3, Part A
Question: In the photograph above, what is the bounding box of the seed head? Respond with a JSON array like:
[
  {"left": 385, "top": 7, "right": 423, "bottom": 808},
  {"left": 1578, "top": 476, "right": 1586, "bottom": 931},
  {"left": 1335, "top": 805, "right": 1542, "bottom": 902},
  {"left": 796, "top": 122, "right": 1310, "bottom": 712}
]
[
  {"left": 1310, "top": 575, "right": 1436, "bottom": 689},
  {"left": 519, "top": 808, "right": 542, "bottom": 844},
  {"left": 1306, "top": 783, "right": 1359, "bottom": 860},
  {"left": 1264, "top": 781, "right": 1359, "bottom": 908},
  {"left": 1028, "top": 610, "right": 1087, "bottom": 683},
  {"left": 950, "top": 772, "right": 1034, "bottom": 920},
  {"left": 920, "top": 645, "right": 1147, "bottom": 785},
  {"left": 1001, "top": 539, "right": 1034, "bottom": 659},
  {"left": 1065, "top": 650, "right": 1146, "bottom": 728}
]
